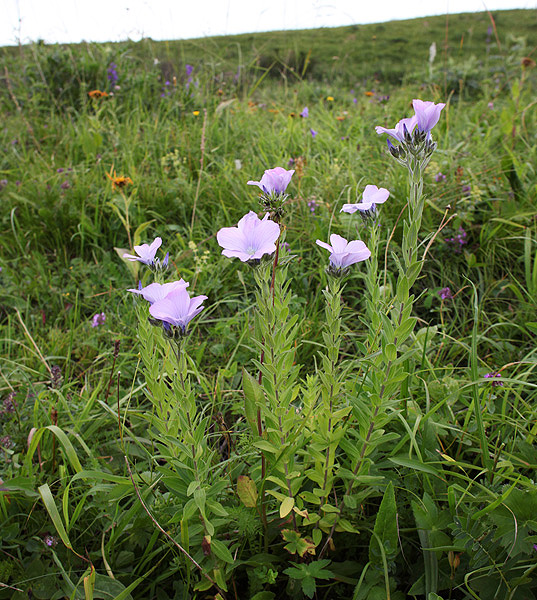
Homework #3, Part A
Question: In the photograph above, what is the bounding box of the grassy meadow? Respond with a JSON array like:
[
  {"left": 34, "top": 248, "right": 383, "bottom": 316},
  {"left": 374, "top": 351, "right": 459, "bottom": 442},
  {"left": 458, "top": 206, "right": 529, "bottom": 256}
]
[{"left": 1, "top": 8, "right": 537, "bottom": 600}]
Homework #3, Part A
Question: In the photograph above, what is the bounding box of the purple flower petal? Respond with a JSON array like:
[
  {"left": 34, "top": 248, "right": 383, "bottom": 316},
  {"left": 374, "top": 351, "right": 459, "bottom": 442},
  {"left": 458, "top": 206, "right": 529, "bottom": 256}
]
[
  {"left": 123, "top": 237, "right": 162, "bottom": 265},
  {"left": 128, "top": 280, "right": 189, "bottom": 304},
  {"left": 247, "top": 167, "right": 294, "bottom": 195},
  {"left": 316, "top": 235, "right": 371, "bottom": 270},
  {"left": 217, "top": 211, "right": 280, "bottom": 262},
  {"left": 412, "top": 99, "right": 446, "bottom": 133}
]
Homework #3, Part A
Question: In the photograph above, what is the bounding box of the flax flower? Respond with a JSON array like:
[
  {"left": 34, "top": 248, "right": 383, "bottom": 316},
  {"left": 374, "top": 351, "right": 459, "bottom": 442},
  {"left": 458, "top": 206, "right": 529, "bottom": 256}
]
[
  {"left": 128, "top": 280, "right": 189, "bottom": 304},
  {"left": 341, "top": 185, "right": 390, "bottom": 214},
  {"left": 123, "top": 237, "right": 162, "bottom": 266},
  {"left": 149, "top": 287, "right": 207, "bottom": 332},
  {"left": 375, "top": 115, "right": 417, "bottom": 143},
  {"left": 316, "top": 234, "right": 371, "bottom": 270},
  {"left": 217, "top": 211, "right": 280, "bottom": 262},
  {"left": 247, "top": 167, "right": 294, "bottom": 196},
  {"left": 412, "top": 99, "right": 446, "bottom": 134}
]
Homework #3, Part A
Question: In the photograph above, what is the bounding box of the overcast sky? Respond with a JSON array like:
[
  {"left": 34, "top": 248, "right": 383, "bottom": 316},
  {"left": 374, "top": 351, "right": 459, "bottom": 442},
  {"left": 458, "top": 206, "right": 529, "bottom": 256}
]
[{"left": 2, "top": 0, "right": 535, "bottom": 46}]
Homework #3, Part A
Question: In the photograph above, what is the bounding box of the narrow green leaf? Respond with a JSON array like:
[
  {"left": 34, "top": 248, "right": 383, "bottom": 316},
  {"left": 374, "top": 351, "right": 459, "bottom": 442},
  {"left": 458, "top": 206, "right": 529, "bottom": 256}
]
[{"left": 38, "top": 483, "right": 72, "bottom": 550}]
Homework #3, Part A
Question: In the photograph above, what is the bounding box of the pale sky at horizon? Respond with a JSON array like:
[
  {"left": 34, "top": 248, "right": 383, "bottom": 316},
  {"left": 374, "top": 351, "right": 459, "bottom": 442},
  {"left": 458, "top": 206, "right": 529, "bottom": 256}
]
[{"left": 2, "top": 0, "right": 535, "bottom": 47}]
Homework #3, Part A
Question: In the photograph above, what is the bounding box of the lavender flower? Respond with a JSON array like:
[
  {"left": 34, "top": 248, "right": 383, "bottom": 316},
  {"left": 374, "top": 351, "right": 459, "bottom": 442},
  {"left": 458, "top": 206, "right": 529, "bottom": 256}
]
[
  {"left": 43, "top": 534, "right": 58, "bottom": 547},
  {"left": 307, "top": 199, "right": 317, "bottom": 213},
  {"left": 217, "top": 211, "right": 280, "bottom": 262},
  {"left": 123, "top": 237, "right": 162, "bottom": 266},
  {"left": 91, "top": 312, "right": 106, "bottom": 327},
  {"left": 375, "top": 115, "right": 417, "bottom": 143},
  {"left": 60, "top": 181, "right": 70, "bottom": 190},
  {"left": 0, "top": 179, "right": 7, "bottom": 190},
  {"left": 300, "top": 106, "right": 309, "bottom": 118},
  {"left": 149, "top": 287, "right": 206, "bottom": 333},
  {"left": 484, "top": 371, "right": 503, "bottom": 387},
  {"left": 435, "top": 172, "right": 446, "bottom": 182},
  {"left": 438, "top": 287, "right": 453, "bottom": 300},
  {"left": 462, "top": 185, "right": 471, "bottom": 197},
  {"left": 185, "top": 64, "right": 193, "bottom": 77},
  {"left": 128, "top": 280, "right": 189, "bottom": 304},
  {"left": 107, "top": 62, "right": 118, "bottom": 87},
  {"left": 341, "top": 184, "right": 390, "bottom": 215},
  {"left": 445, "top": 227, "right": 467, "bottom": 253},
  {"left": 56, "top": 168, "right": 64, "bottom": 173},
  {"left": 316, "top": 234, "right": 371, "bottom": 271},
  {"left": 247, "top": 167, "right": 294, "bottom": 196},
  {"left": 310, "top": 128, "right": 318, "bottom": 138},
  {"left": 412, "top": 99, "right": 446, "bottom": 134}
]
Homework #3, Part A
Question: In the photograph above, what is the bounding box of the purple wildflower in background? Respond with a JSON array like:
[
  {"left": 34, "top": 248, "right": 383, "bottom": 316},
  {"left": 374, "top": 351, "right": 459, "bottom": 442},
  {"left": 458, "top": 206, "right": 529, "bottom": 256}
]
[
  {"left": 316, "top": 234, "right": 371, "bottom": 270},
  {"left": 185, "top": 64, "right": 194, "bottom": 89},
  {"left": 281, "top": 242, "right": 290, "bottom": 252},
  {"left": 107, "top": 62, "right": 118, "bottom": 87},
  {"left": 0, "top": 179, "right": 7, "bottom": 190},
  {"left": 341, "top": 184, "right": 390, "bottom": 215},
  {"left": 484, "top": 371, "right": 503, "bottom": 387},
  {"left": 0, "top": 435, "right": 13, "bottom": 449},
  {"left": 217, "top": 211, "right": 280, "bottom": 262},
  {"left": 462, "top": 184, "right": 471, "bottom": 197},
  {"left": 310, "top": 128, "right": 317, "bottom": 138},
  {"left": 43, "top": 534, "right": 58, "bottom": 548},
  {"left": 435, "top": 172, "right": 446, "bottom": 182},
  {"left": 91, "top": 312, "right": 106, "bottom": 327},
  {"left": 128, "top": 280, "right": 189, "bottom": 304},
  {"left": 438, "top": 287, "right": 453, "bottom": 300},
  {"left": 353, "top": 97, "right": 358, "bottom": 104},
  {"left": 307, "top": 199, "right": 317, "bottom": 213},
  {"left": 247, "top": 167, "right": 294, "bottom": 196},
  {"left": 123, "top": 237, "right": 162, "bottom": 266},
  {"left": 56, "top": 168, "right": 64, "bottom": 173},
  {"left": 445, "top": 227, "right": 467, "bottom": 253},
  {"left": 300, "top": 106, "right": 309, "bottom": 118},
  {"left": 149, "top": 287, "right": 207, "bottom": 333},
  {"left": 60, "top": 181, "right": 70, "bottom": 190},
  {"left": 2, "top": 392, "right": 17, "bottom": 415}
]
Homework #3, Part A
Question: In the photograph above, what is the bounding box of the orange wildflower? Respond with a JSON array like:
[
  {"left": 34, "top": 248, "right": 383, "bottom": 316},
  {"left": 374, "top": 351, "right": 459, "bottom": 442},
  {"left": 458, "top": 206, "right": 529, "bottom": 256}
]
[
  {"left": 107, "top": 169, "right": 133, "bottom": 190},
  {"left": 365, "top": 91, "right": 375, "bottom": 97},
  {"left": 88, "top": 90, "right": 109, "bottom": 99},
  {"left": 335, "top": 115, "right": 345, "bottom": 121}
]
